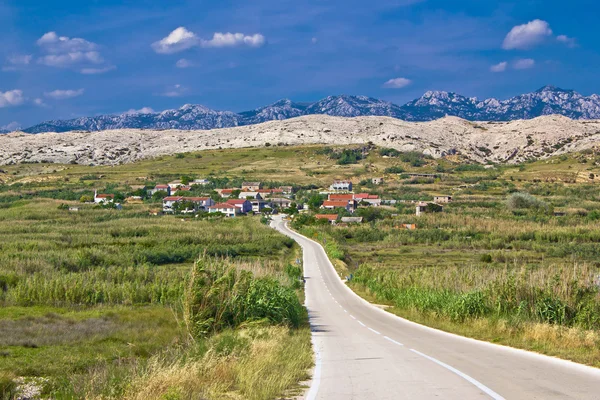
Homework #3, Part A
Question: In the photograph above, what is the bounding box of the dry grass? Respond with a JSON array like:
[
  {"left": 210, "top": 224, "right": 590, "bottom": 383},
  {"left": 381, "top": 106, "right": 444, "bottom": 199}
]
[{"left": 119, "top": 326, "right": 312, "bottom": 400}]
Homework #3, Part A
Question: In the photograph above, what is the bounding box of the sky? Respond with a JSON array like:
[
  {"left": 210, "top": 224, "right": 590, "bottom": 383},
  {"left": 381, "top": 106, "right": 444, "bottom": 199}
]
[{"left": 0, "top": 0, "right": 599, "bottom": 129}]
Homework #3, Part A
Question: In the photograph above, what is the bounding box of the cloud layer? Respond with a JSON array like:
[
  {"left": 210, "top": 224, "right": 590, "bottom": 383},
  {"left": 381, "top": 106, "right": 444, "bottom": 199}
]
[
  {"left": 44, "top": 89, "right": 85, "bottom": 100},
  {"left": 490, "top": 61, "right": 508, "bottom": 73}
]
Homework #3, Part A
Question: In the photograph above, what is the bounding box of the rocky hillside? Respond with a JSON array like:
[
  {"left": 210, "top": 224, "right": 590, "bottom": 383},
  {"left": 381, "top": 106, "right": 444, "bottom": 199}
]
[
  {"left": 20, "top": 86, "right": 600, "bottom": 134},
  {"left": 3, "top": 114, "right": 600, "bottom": 166}
]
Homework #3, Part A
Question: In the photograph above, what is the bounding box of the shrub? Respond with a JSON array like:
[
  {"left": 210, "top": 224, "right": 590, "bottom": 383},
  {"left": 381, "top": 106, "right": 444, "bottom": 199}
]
[{"left": 506, "top": 192, "right": 549, "bottom": 212}]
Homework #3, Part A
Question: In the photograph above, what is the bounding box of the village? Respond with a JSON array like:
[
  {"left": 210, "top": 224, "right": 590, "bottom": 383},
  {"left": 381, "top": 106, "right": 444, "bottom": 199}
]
[{"left": 90, "top": 177, "right": 452, "bottom": 224}]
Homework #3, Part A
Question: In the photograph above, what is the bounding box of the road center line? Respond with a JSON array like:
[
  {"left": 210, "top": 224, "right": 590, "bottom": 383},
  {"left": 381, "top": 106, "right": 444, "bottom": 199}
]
[
  {"left": 409, "top": 349, "right": 505, "bottom": 400},
  {"left": 358, "top": 321, "right": 366, "bottom": 327},
  {"left": 383, "top": 336, "right": 404, "bottom": 346},
  {"left": 368, "top": 327, "right": 381, "bottom": 335},
  {"left": 350, "top": 315, "right": 356, "bottom": 320}
]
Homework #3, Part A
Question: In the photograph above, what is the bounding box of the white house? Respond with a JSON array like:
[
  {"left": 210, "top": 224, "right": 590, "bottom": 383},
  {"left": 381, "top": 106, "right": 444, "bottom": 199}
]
[
  {"left": 226, "top": 199, "right": 253, "bottom": 214},
  {"left": 239, "top": 191, "right": 263, "bottom": 200},
  {"left": 147, "top": 184, "right": 171, "bottom": 196},
  {"left": 94, "top": 191, "right": 114, "bottom": 204},
  {"left": 186, "top": 197, "right": 215, "bottom": 210},
  {"left": 208, "top": 203, "right": 240, "bottom": 217},
  {"left": 329, "top": 180, "right": 353, "bottom": 192},
  {"left": 162, "top": 196, "right": 184, "bottom": 212},
  {"left": 191, "top": 179, "right": 210, "bottom": 185}
]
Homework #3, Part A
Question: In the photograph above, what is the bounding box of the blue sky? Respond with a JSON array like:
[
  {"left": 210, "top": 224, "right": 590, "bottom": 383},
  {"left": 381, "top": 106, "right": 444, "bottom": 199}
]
[{"left": 0, "top": 0, "right": 598, "bottom": 128}]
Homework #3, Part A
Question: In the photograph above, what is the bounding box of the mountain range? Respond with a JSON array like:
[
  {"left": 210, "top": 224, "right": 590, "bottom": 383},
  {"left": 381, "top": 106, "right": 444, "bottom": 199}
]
[{"left": 18, "top": 85, "right": 600, "bottom": 134}]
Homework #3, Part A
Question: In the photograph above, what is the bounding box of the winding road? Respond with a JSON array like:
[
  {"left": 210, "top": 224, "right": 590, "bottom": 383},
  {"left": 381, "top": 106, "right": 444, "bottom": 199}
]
[{"left": 271, "top": 217, "right": 600, "bottom": 400}]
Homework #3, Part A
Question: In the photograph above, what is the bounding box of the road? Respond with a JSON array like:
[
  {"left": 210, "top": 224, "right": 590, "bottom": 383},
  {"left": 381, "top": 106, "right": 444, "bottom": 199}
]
[{"left": 271, "top": 217, "right": 600, "bottom": 400}]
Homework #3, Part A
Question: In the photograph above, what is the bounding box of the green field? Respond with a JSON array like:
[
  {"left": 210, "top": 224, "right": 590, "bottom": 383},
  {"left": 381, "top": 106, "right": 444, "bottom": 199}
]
[{"left": 2, "top": 144, "right": 600, "bottom": 397}]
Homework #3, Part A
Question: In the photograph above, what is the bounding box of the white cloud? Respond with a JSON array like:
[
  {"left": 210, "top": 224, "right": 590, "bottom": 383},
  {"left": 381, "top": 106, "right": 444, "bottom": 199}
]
[
  {"left": 175, "top": 58, "right": 194, "bottom": 68},
  {"left": 36, "top": 32, "right": 111, "bottom": 72},
  {"left": 123, "top": 107, "right": 155, "bottom": 115},
  {"left": 557, "top": 35, "right": 577, "bottom": 48},
  {"left": 490, "top": 61, "right": 508, "bottom": 73},
  {"left": 153, "top": 28, "right": 266, "bottom": 53},
  {"left": 502, "top": 19, "right": 552, "bottom": 50},
  {"left": 383, "top": 77, "right": 412, "bottom": 89},
  {"left": 201, "top": 32, "right": 265, "bottom": 48},
  {"left": 33, "top": 98, "right": 48, "bottom": 107},
  {"left": 0, "top": 90, "right": 24, "bottom": 108},
  {"left": 37, "top": 32, "right": 98, "bottom": 53},
  {"left": 152, "top": 27, "right": 198, "bottom": 54},
  {"left": 44, "top": 89, "right": 85, "bottom": 100},
  {"left": 1, "top": 121, "right": 21, "bottom": 131},
  {"left": 7, "top": 54, "right": 32, "bottom": 65},
  {"left": 161, "top": 84, "right": 187, "bottom": 97},
  {"left": 80, "top": 65, "right": 116, "bottom": 74},
  {"left": 513, "top": 58, "right": 535, "bottom": 70},
  {"left": 38, "top": 52, "right": 103, "bottom": 67}
]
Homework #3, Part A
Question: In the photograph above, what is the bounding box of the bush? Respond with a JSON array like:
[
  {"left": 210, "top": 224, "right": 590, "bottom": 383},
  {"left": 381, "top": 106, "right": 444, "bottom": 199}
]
[
  {"left": 184, "top": 257, "right": 304, "bottom": 337},
  {"left": 384, "top": 166, "right": 404, "bottom": 174},
  {"left": 506, "top": 192, "right": 549, "bottom": 212}
]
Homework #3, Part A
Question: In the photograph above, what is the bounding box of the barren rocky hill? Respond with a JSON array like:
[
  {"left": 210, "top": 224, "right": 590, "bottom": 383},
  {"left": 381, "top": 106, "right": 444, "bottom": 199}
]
[{"left": 1, "top": 114, "right": 599, "bottom": 166}]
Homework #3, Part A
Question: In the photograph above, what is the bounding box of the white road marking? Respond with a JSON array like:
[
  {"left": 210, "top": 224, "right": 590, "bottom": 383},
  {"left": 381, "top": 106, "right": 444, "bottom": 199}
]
[
  {"left": 358, "top": 321, "right": 366, "bottom": 327},
  {"left": 350, "top": 315, "right": 356, "bottom": 320},
  {"left": 409, "top": 349, "right": 505, "bottom": 400},
  {"left": 383, "top": 336, "right": 404, "bottom": 346},
  {"left": 343, "top": 309, "right": 347, "bottom": 313},
  {"left": 368, "top": 327, "right": 381, "bottom": 335}
]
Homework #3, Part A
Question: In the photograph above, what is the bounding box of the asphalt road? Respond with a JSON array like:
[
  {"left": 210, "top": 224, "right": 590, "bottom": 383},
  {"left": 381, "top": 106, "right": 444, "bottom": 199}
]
[{"left": 271, "top": 217, "right": 600, "bottom": 400}]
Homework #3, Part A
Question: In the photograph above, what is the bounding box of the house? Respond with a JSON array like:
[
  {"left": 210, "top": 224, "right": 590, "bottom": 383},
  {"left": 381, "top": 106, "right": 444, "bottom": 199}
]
[
  {"left": 257, "top": 188, "right": 283, "bottom": 197},
  {"left": 372, "top": 177, "right": 384, "bottom": 185},
  {"left": 94, "top": 191, "right": 114, "bottom": 204},
  {"left": 218, "top": 189, "right": 235, "bottom": 198},
  {"left": 163, "top": 196, "right": 214, "bottom": 212},
  {"left": 242, "top": 182, "right": 262, "bottom": 191},
  {"left": 162, "top": 196, "right": 184, "bottom": 212},
  {"left": 250, "top": 199, "right": 269, "bottom": 213},
  {"left": 416, "top": 202, "right": 443, "bottom": 216},
  {"left": 208, "top": 203, "right": 241, "bottom": 217},
  {"left": 341, "top": 216, "right": 363, "bottom": 224},
  {"left": 329, "top": 180, "right": 353, "bottom": 192},
  {"left": 354, "top": 193, "right": 381, "bottom": 207},
  {"left": 395, "top": 223, "right": 417, "bottom": 230},
  {"left": 434, "top": 196, "right": 453, "bottom": 204},
  {"left": 68, "top": 207, "right": 79, "bottom": 212},
  {"left": 226, "top": 199, "right": 253, "bottom": 214},
  {"left": 147, "top": 184, "right": 171, "bottom": 196},
  {"left": 239, "top": 191, "right": 263, "bottom": 200},
  {"left": 168, "top": 180, "right": 183, "bottom": 191},
  {"left": 329, "top": 193, "right": 380, "bottom": 207},
  {"left": 186, "top": 197, "right": 215, "bottom": 210},
  {"left": 270, "top": 198, "right": 293, "bottom": 209},
  {"left": 315, "top": 214, "right": 338, "bottom": 224},
  {"left": 322, "top": 200, "right": 356, "bottom": 212},
  {"left": 328, "top": 194, "right": 354, "bottom": 201},
  {"left": 191, "top": 179, "right": 210, "bottom": 185}
]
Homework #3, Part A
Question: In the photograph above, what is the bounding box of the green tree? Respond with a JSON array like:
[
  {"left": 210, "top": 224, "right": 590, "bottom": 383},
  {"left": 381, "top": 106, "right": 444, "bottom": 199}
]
[{"left": 152, "top": 190, "right": 168, "bottom": 201}]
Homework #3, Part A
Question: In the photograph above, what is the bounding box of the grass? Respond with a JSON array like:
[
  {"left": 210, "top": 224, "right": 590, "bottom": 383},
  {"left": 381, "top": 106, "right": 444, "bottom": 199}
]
[{"left": 2, "top": 143, "right": 600, "bottom": 395}]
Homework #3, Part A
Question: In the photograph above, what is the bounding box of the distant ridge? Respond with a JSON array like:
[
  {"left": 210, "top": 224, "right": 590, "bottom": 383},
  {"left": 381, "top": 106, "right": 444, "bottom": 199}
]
[{"left": 20, "top": 86, "right": 600, "bottom": 134}]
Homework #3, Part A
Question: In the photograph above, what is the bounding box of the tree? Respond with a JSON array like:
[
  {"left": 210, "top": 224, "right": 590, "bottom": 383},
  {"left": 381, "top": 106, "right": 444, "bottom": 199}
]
[
  {"left": 231, "top": 189, "right": 241, "bottom": 199},
  {"left": 80, "top": 195, "right": 93, "bottom": 203},
  {"left": 181, "top": 175, "right": 192, "bottom": 185},
  {"left": 425, "top": 203, "right": 443, "bottom": 213},
  {"left": 152, "top": 190, "right": 168, "bottom": 201},
  {"left": 307, "top": 195, "right": 324, "bottom": 211}
]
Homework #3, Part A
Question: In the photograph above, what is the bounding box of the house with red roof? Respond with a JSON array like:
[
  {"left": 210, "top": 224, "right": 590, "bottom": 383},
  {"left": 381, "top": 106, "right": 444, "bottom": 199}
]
[
  {"left": 147, "top": 184, "right": 171, "bottom": 197},
  {"left": 209, "top": 202, "right": 241, "bottom": 217},
  {"left": 226, "top": 199, "right": 252, "bottom": 214},
  {"left": 94, "top": 190, "right": 115, "bottom": 204},
  {"left": 315, "top": 214, "right": 338, "bottom": 224},
  {"left": 322, "top": 199, "right": 356, "bottom": 212}
]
